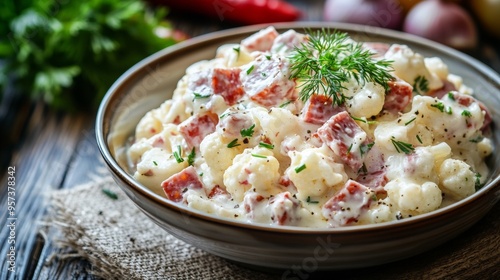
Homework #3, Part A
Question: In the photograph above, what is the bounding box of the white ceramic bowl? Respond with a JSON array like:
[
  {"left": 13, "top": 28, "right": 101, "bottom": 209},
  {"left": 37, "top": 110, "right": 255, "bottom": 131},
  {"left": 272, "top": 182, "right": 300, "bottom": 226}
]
[{"left": 96, "top": 23, "right": 500, "bottom": 270}]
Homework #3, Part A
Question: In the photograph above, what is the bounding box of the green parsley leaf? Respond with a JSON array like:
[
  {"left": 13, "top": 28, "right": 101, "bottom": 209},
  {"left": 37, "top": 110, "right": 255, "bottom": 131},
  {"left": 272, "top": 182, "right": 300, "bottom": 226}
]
[
  {"left": 462, "top": 110, "right": 472, "bottom": 117},
  {"left": 1, "top": 0, "right": 179, "bottom": 111},
  {"left": 240, "top": 124, "right": 255, "bottom": 137},
  {"left": 153, "top": 161, "right": 158, "bottom": 166}
]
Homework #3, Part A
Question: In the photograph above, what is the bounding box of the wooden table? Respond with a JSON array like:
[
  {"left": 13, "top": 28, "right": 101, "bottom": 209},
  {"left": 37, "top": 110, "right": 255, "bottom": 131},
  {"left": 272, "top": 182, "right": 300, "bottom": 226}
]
[{"left": 1, "top": 1, "right": 499, "bottom": 279}]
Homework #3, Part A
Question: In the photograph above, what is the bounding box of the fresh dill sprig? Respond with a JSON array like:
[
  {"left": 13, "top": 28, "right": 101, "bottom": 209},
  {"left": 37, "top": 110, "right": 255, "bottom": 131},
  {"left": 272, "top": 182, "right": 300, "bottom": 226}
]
[{"left": 289, "top": 29, "right": 394, "bottom": 106}]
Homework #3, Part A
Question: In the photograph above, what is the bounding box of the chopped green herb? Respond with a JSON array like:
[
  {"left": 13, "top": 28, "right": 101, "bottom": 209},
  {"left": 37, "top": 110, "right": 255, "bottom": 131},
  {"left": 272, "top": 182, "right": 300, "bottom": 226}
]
[
  {"left": 246, "top": 65, "right": 255, "bottom": 75},
  {"left": 173, "top": 145, "right": 184, "bottom": 163},
  {"left": 404, "top": 117, "right": 416, "bottom": 126},
  {"left": 233, "top": 46, "right": 240, "bottom": 57},
  {"left": 446, "top": 106, "right": 453, "bottom": 115},
  {"left": 279, "top": 100, "right": 293, "bottom": 108},
  {"left": 153, "top": 161, "right": 158, "bottom": 166},
  {"left": 391, "top": 137, "right": 415, "bottom": 154},
  {"left": 430, "top": 102, "right": 446, "bottom": 112},
  {"left": 295, "top": 163, "right": 307, "bottom": 173},
  {"left": 306, "top": 196, "right": 319, "bottom": 204},
  {"left": 102, "top": 188, "right": 118, "bottom": 200},
  {"left": 187, "top": 148, "right": 196, "bottom": 166},
  {"left": 469, "top": 135, "right": 484, "bottom": 143},
  {"left": 227, "top": 139, "right": 240, "bottom": 148},
  {"left": 199, "top": 172, "right": 204, "bottom": 177},
  {"left": 259, "top": 142, "right": 275, "bottom": 149},
  {"left": 219, "top": 112, "right": 229, "bottom": 119},
  {"left": 347, "top": 143, "right": 353, "bottom": 154},
  {"left": 447, "top": 92, "right": 455, "bottom": 100},
  {"left": 371, "top": 194, "right": 377, "bottom": 201},
  {"left": 265, "top": 54, "right": 272, "bottom": 60},
  {"left": 352, "top": 115, "right": 376, "bottom": 125},
  {"left": 261, "top": 72, "right": 267, "bottom": 77},
  {"left": 240, "top": 124, "right": 255, "bottom": 137},
  {"left": 461, "top": 110, "right": 472, "bottom": 117},
  {"left": 193, "top": 92, "right": 211, "bottom": 100},
  {"left": 475, "top": 173, "right": 484, "bottom": 191},
  {"left": 251, "top": 153, "right": 267, "bottom": 158},
  {"left": 360, "top": 142, "right": 374, "bottom": 156},
  {"left": 289, "top": 29, "right": 393, "bottom": 106},
  {"left": 416, "top": 134, "right": 423, "bottom": 144},
  {"left": 413, "top": 75, "right": 429, "bottom": 94}
]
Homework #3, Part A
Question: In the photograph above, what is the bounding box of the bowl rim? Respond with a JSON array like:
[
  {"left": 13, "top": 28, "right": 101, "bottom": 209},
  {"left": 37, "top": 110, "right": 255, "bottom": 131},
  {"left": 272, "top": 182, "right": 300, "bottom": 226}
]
[{"left": 96, "top": 22, "right": 500, "bottom": 234}]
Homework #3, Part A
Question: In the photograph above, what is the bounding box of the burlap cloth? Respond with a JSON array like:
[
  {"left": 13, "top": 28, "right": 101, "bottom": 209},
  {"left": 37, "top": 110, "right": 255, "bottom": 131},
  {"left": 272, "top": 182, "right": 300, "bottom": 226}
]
[{"left": 49, "top": 176, "right": 278, "bottom": 280}]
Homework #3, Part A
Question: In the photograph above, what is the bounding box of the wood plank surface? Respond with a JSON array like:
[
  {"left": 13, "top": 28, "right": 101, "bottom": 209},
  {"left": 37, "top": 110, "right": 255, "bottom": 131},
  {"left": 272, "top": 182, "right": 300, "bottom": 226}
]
[{"left": 1, "top": 0, "right": 499, "bottom": 279}]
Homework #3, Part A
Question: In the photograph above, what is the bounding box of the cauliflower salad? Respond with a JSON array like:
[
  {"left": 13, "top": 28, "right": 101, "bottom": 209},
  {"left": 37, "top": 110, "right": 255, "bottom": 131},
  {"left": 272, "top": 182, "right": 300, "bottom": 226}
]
[{"left": 127, "top": 27, "right": 493, "bottom": 228}]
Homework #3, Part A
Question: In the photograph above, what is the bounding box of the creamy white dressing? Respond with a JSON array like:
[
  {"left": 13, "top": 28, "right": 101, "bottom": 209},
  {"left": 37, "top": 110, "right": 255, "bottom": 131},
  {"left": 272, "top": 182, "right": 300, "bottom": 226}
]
[{"left": 127, "top": 27, "right": 494, "bottom": 228}]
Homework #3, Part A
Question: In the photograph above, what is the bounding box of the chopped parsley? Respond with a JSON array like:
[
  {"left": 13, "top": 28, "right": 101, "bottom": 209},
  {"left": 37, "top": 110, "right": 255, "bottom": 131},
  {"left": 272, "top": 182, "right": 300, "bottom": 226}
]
[
  {"left": 461, "top": 110, "right": 472, "bottom": 117},
  {"left": 430, "top": 102, "right": 445, "bottom": 112},
  {"left": 391, "top": 137, "right": 415, "bottom": 154},
  {"left": 295, "top": 163, "right": 307, "bottom": 173},
  {"left": 447, "top": 92, "right": 455, "bottom": 100},
  {"left": 227, "top": 139, "right": 240, "bottom": 148},
  {"left": 413, "top": 75, "right": 429, "bottom": 94},
  {"left": 240, "top": 124, "right": 255, "bottom": 137},
  {"left": 347, "top": 143, "right": 353, "bottom": 154},
  {"left": 265, "top": 54, "right": 271, "bottom": 60},
  {"left": 153, "top": 161, "right": 158, "bottom": 166}
]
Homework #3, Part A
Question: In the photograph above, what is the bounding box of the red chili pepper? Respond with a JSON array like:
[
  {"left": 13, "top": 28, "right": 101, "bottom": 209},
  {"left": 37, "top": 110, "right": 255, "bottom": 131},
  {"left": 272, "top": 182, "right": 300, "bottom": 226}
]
[{"left": 147, "top": 0, "right": 302, "bottom": 25}]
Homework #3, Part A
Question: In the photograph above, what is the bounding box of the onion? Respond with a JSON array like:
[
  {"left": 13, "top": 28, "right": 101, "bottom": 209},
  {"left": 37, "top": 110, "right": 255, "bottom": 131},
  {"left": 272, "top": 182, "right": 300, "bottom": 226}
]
[
  {"left": 470, "top": 0, "right": 500, "bottom": 38},
  {"left": 403, "top": 0, "right": 478, "bottom": 49},
  {"left": 324, "top": 0, "right": 405, "bottom": 30}
]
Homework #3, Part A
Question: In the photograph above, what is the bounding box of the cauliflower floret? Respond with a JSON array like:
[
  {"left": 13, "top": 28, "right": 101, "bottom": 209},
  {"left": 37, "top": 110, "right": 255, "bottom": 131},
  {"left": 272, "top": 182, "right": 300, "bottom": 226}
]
[
  {"left": 424, "top": 57, "right": 448, "bottom": 80},
  {"left": 215, "top": 43, "right": 254, "bottom": 67},
  {"left": 134, "top": 148, "right": 188, "bottom": 195},
  {"left": 385, "top": 179, "right": 442, "bottom": 215},
  {"left": 200, "top": 133, "right": 243, "bottom": 186},
  {"left": 343, "top": 81, "right": 385, "bottom": 118},
  {"left": 223, "top": 147, "right": 280, "bottom": 201},
  {"left": 286, "top": 146, "right": 347, "bottom": 200},
  {"left": 385, "top": 44, "right": 442, "bottom": 91},
  {"left": 438, "top": 158, "right": 475, "bottom": 200}
]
